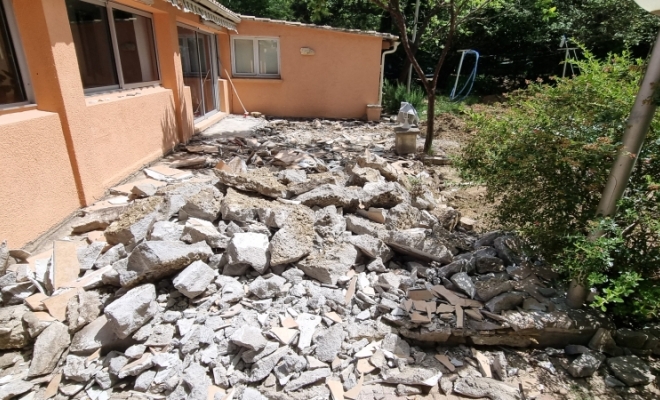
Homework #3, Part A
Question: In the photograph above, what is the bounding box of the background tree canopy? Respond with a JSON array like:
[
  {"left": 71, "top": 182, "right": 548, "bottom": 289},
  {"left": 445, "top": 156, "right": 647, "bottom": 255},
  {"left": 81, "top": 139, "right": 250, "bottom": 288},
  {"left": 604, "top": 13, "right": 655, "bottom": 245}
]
[{"left": 223, "top": 0, "right": 660, "bottom": 94}]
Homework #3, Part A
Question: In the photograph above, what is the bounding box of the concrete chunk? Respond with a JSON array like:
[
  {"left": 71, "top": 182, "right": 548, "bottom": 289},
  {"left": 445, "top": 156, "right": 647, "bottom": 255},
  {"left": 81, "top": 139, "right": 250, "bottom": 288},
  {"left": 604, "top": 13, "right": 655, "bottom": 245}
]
[
  {"left": 173, "top": 260, "right": 215, "bottom": 298},
  {"left": 269, "top": 208, "right": 314, "bottom": 266},
  {"left": 226, "top": 233, "right": 270, "bottom": 274},
  {"left": 122, "top": 240, "right": 213, "bottom": 287},
  {"left": 104, "top": 284, "right": 158, "bottom": 339},
  {"left": 28, "top": 321, "right": 70, "bottom": 377}
]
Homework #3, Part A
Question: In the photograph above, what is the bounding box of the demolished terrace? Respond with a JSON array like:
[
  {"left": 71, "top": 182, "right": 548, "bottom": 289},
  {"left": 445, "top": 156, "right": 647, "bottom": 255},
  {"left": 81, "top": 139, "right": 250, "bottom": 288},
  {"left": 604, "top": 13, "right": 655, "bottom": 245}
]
[{"left": 0, "top": 117, "right": 658, "bottom": 400}]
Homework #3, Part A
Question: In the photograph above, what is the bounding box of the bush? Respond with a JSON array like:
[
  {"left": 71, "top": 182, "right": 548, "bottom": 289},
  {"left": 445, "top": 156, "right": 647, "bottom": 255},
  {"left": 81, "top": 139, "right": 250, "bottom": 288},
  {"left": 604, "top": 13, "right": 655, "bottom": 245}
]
[
  {"left": 382, "top": 80, "right": 426, "bottom": 115},
  {"left": 459, "top": 50, "right": 660, "bottom": 321}
]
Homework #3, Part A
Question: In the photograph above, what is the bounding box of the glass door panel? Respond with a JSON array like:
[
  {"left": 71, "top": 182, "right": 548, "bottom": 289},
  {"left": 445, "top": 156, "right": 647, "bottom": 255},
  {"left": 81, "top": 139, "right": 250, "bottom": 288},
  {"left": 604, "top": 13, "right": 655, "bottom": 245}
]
[{"left": 177, "top": 26, "right": 218, "bottom": 120}]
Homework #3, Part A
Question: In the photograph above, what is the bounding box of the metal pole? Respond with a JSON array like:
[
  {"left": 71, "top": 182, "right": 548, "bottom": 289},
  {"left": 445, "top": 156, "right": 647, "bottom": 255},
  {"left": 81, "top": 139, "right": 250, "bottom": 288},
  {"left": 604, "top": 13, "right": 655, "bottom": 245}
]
[
  {"left": 451, "top": 51, "right": 467, "bottom": 99},
  {"left": 595, "top": 30, "right": 660, "bottom": 219},
  {"left": 406, "top": 0, "right": 421, "bottom": 92}
]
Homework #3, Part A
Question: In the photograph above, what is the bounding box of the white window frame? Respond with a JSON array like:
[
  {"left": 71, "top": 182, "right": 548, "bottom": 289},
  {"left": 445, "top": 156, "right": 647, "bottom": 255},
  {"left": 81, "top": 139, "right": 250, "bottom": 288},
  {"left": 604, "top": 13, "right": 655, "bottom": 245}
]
[
  {"left": 230, "top": 36, "right": 280, "bottom": 78},
  {"left": 72, "top": 0, "right": 161, "bottom": 95},
  {"left": 0, "top": 0, "right": 33, "bottom": 108}
]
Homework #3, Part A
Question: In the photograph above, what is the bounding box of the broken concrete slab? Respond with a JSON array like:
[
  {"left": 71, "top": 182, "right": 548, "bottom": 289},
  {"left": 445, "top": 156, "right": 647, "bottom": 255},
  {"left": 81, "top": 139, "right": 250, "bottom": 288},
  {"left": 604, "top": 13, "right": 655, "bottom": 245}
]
[
  {"left": 567, "top": 352, "right": 605, "bottom": 378},
  {"left": 179, "top": 186, "right": 223, "bottom": 221},
  {"left": 0, "top": 305, "right": 29, "bottom": 350},
  {"left": 173, "top": 260, "right": 215, "bottom": 298},
  {"left": 104, "top": 284, "right": 158, "bottom": 339},
  {"left": 215, "top": 168, "right": 288, "bottom": 198},
  {"left": 104, "top": 197, "right": 163, "bottom": 246},
  {"left": 453, "top": 377, "right": 520, "bottom": 400},
  {"left": 606, "top": 355, "right": 655, "bottom": 386},
  {"left": 122, "top": 240, "right": 213, "bottom": 287},
  {"left": 27, "top": 321, "right": 70, "bottom": 377},
  {"left": 269, "top": 208, "right": 314, "bottom": 266},
  {"left": 294, "top": 184, "right": 362, "bottom": 210},
  {"left": 226, "top": 232, "right": 270, "bottom": 274},
  {"left": 296, "top": 243, "right": 359, "bottom": 285}
]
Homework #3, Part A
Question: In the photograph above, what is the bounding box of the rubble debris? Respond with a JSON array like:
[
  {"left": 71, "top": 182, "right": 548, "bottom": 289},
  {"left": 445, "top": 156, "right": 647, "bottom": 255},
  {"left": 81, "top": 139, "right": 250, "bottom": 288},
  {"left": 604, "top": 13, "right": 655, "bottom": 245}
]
[
  {"left": 2, "top": 118, "right": 657, "bottom": 399},
  {"left": 606, "top": 356, "right": 655, "bottom": 386}
]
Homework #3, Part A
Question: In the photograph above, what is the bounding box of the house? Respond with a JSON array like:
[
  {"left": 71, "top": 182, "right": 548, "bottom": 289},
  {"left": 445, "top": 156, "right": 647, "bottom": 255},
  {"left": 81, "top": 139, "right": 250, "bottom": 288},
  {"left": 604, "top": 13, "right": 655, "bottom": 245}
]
[{"left": 0, "top": 0, "right": 398, "bottom": 248}]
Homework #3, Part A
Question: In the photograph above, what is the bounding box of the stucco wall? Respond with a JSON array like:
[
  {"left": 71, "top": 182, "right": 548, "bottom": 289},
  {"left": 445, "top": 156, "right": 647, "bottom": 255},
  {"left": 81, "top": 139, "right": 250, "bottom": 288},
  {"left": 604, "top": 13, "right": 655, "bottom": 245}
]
[
  {"left": 0, "top": 110, "right": 80, "bottom": 247},
  {"left": 220, "top": 20, "right": 384, "bottom": 119},
  {"left": 78, "top": 87, "right": 178, "bottom": 200}
]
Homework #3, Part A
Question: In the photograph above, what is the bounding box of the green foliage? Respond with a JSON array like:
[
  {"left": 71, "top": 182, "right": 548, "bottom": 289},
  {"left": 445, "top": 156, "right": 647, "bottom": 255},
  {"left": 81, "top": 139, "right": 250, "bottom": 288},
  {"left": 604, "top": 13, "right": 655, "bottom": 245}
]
[
  {"left": 382, "top": 80, "right": 426, "bottom": 114},
  {"left": 459, "top": 50, "right": 660, "bottom": 320}
]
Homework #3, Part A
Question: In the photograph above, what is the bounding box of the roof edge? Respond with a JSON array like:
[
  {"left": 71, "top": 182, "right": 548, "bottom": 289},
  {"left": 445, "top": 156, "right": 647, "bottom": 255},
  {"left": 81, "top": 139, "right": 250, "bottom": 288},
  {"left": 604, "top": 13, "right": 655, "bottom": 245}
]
[{"left": 238, "top": 15, "right": 399, "bottom": 40}]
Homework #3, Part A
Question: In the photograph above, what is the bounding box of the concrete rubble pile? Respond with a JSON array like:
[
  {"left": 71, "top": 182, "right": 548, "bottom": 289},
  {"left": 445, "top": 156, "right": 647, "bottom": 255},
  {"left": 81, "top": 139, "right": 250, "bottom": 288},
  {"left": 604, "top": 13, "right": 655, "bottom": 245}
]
[{"left": 0, "top": 125, "right": 658, "bottom": 400}]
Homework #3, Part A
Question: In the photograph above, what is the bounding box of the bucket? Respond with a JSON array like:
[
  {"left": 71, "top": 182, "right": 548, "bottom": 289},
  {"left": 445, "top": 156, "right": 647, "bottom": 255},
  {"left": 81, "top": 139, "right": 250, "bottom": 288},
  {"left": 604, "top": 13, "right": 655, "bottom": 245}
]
[{"left": 395, "top": 129, "right": 418, "bottom": 155}]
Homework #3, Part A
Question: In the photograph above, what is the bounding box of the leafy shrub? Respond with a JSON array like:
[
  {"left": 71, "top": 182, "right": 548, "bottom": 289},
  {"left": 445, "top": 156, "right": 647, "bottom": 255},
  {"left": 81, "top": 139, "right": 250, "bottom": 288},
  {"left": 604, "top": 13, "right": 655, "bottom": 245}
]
[
  {"left": 459, "top": 50, "right": 660, "bottom": 320},
  {"left": 382, "top": 80, "right": 426, "bottom": 115}
]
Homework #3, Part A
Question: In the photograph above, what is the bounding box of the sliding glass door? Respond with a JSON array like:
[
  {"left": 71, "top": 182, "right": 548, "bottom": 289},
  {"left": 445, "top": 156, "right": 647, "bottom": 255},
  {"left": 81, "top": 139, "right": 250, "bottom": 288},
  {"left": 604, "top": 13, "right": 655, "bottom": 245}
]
[{"left": 177, "top": 25, "right": 218, "bottom": 120}]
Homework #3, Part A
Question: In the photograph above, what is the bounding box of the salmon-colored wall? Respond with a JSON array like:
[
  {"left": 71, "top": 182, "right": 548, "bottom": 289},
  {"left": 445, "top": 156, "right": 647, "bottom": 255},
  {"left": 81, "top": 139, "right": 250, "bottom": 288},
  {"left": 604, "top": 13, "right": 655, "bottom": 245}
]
[
  {"left": 0, "top": 110, "right": 80, "bottom": 247},
  {"left": 219, "top": 19, "right": 384, "bottom": 119},
  {"left": 78, "top": 87, "right": 178, "bottom": 200}
]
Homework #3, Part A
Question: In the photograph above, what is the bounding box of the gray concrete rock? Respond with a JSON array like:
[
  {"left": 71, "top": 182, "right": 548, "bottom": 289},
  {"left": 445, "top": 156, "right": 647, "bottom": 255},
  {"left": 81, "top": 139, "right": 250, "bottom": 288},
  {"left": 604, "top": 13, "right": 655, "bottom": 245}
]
[
  {"left": 348, "top": 234, "right": 393, "bottom": 262},
  {"left": 28, "top": 321, "right": 70, "bottom": 377},
  {"left": 367, "top": 257, "right": 387, "bottom": 272},
  {"left": 104, "top": 284, "right": 158, "bottom": 339},
  {"left": 180, "top": 186, "right": 223, "bottom": 221},
  {"left": 226, "top": 232, "right": 270, "bottom": 274},
  {"left": 313, "top": 206, "right": 346, "bottom": 238},
  {"left": 71, "top": 207, "right": 125, "bottom": 234},
  {"left": 278, "top": 169, "right": 307, "bottom": 185},
  {"left": 230, "top": 326, "right": 267, "bottom": 351},
  {"left": 216, "top": 275, "right": 244, "bottom": 303},
  {"left": 66, "top": 291, "right": 102, "bottom": 332},
  {"left": 182, "top": 362, "right": 210, "bottom": 400},
  {"left": 257, "top": 207, "right": 293, "bottom": 229},
  {"left": 1, "top": 281, "right": 35, "bottom": 305},
  {"left": 297, "top": 242, "right": 359, "bottom": 285},
  {"left": 94, "top": 244, "right": 126, "bottom": 269},
  {"left": 475, "top": 280, "right": 513, "bottom": 302},
  {"left": 385, "top": 228, "right": 453, "bottom": 264},
  {"left": 173, "top": 260, "right": 215, "bottom": 298},
  {"left": 63, "top": 354, "right": 96, "bottom": 382},
  {"left": 215, "top": 168, "right": 288, "bottom": 198},
  {"left": 361, "top": 182, "right": 410, "bottom": 208},
  {"left": 134, "top": 370, "right": 157, "bottom": 392},
  {"left": 249, "top": 275, "right": 287, "bottom": 299},
  {"left": 69, "top": 315, "right": 125, "bottom": 354},
  {"left": 242, "top": 387, "right": 268, "bottom": 400},
  {"left": 347, "top": 164, "right": 382, "bottom": 186},
  {"left": 567, "top": 352, "right": 605, "bottom": 378},
  {"left": 589, "top": 328, "right": 620, "bottom": 356},
  {"left": 614, "top": 329, "right": 649, "bottom": 349},
  {"left": 382, "top": 333, "right": 411, "bottom": 358},
  {"left": 345, "top": 214, "right": 387, "bottom": 238},
  {"left": 284, "top": 368, "right": 331, "bottom": 392},
  {"left": 493, "top": 236, "right": 523, "bottom": 266},
  {"left": 149, "top": 221, "right": 185, "bottom": 241},
  {"left": 453, "top": 377, "right": 520, "bottom": 400},
  {"left": 357, "top": 150, "right": 399, "bottom": 181},
  {"left": 0, "top": 305, "right": 29, "bottom": 349},
  {"left": 249, "top": 346, "right": 289, "bottom": 382},
  {"left": 607, "top": 356, "right": 655, "bottom": 386},
  {"left": 105, "top": 197, "right": 163, "bottom": 246},
  {"left": 144, "top": 324, "right": 176, "bottom": 347},
  {"left": 22, "top": 311, "right": 53, "bottom": 338},
  {"left": 122, "top": 240, "right": 213, "bottom": 287},
  {"left": 180, "top": 218, "right": 229, "bottom": 249},
  {"left": 476, "top": 256, "right": 505, "bottom": 274},
  {"left": 294, "top": 184, "right": 362, "bottom": 210},
  {"left": 450, "top": 272, "right": 476, "bottom": 299},
  {"left": 486, "top": 292, "right": 524, "bottom": 313},
  {"left": 77, "top": 242, "right": 106, "bottom": 271},
  {"left": 0, "top": 241, "right": 7, "bottom": 276},
  {"left": 269, "top": 208, "right": 314, "bottom": 266},
  {"left": 0, "top": 380, "right": 33, "bottom": 400},
  {"left": 314, "top": 324, "right": 345, "bottom": 362}
]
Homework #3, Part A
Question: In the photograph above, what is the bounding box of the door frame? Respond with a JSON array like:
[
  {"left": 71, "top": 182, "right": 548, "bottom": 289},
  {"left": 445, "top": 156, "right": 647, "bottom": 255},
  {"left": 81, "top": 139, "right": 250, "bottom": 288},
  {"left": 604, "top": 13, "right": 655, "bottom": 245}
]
[{"left": 176, "top": 23, "right": 220, "bottom": 122}]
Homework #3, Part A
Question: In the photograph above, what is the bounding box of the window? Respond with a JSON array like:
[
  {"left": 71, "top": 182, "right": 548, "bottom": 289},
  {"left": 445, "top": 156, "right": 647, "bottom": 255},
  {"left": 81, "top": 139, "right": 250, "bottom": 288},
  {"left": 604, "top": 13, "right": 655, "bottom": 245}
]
[
  {"left": 66, "top": 0, "right": 159, "bottom": 92},
  {"left": 0, "top": 0, "right": 30, "bottom": 106},
  {"left": 231, "top": 37, "right": 279, "bottom": 78}
]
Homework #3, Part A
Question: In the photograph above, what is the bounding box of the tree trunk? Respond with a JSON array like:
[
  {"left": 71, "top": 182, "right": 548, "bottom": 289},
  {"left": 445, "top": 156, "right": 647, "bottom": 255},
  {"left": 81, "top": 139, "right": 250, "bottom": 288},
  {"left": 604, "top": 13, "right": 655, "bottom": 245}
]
[{"left": 424, "top": 92, "right": 435, "bottom": 154}]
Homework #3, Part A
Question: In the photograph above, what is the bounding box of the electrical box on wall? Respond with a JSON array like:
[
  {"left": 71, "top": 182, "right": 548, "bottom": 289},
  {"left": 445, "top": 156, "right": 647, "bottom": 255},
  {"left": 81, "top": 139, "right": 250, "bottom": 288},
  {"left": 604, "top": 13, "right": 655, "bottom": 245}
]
[{"left": 300, "top": 47, "right": 315, "bottom": 56}]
